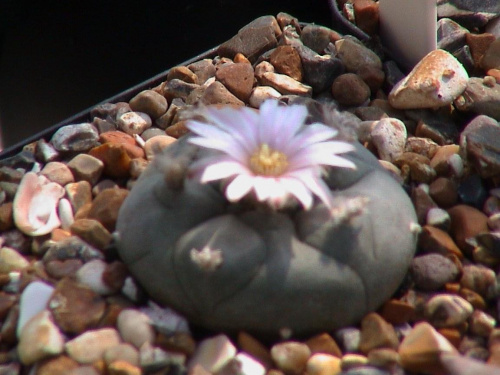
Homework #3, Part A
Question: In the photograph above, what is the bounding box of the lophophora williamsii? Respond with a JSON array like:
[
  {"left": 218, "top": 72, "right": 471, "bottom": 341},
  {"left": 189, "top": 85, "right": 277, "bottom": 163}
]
[{"left": 116, "top": 99, "right": 419, "bottom": 338}]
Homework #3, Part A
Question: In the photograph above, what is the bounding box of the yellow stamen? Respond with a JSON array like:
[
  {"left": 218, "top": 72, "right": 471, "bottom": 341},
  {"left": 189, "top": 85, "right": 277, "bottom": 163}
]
[{"left": 249, "top": 144, "right": 288, "bottom": 176}]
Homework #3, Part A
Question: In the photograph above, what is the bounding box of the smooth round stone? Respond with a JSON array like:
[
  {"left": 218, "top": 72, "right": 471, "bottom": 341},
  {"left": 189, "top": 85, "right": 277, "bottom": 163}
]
[
  {"left": 117, "top": 111, "right": 152, "bottom": 135},
  {"left": 87, "top": 188, "right": 129, "bottom": 232},
  {"left": 332, "top": 73, "right": 371, "bottom": 106},
  {"left": 305, "top": 333, "right": 342, "bottom": 357},
  {"left": 36, "top": 355, "right": 80, "bottom": 375},
  {"left": 104, "top": 343, "right": 140, "bottom": 366},
  {"left": 117, "top": 309, "right": 156, "bottom": 349},
  {"left": 0, "top": 246, "right": 30, "bottom": 274},
  {"left": 410, "top": 253, "right": 460, "bottom": 291},
  {"left": 389, "top": 49, "right": 469, "bottom": 109},
  {"left": 67, "top": 154, "right": 104, "bottom": 186},
  {"left": 167, "top": 66, "right": 198, "bottom": 84},
  {"left": 358, "top": 313, "right": 399, "bottom": 354},
  {"left": 144, "top": 135, "right": 177, "bottom": 161},
  {"left": 249, "top": 86, "right": 281, "bottom": 108},
  {"left": 65, "top": 328, "right": 121, "bottom": 364},
  {"left": 335, "top": 328, "right": 361, "bottom": 353},
  {"left": 460, "top": 264, "right": 497, "bottom": 299},
  {"left": 371, "top": 118, "right": 407, "bottom": 163},
  {"left": 50, "top": 123, "right": 99, "bottom": 152},
  {"left": 17, "top": 281, "right": 55, "bottom": 338},
  {"left": 335, "top": 36, "right": 382, "bottom": 73},
  {"left": 306, "top": 353, "right": 341, "bottom": 375},
  {"left": 17, "top": 310, "right": 64, "bottom": 365},
  {"left": 76, "top": 259, "right": 115, "bottom": 296},
  {"left": 129, "top": 90, "right": 168, "bottom": 119},
  {"left": 271, "top": 341, "right": 311, "bottom": 375},
  {"left": 425, "top": 294, "right": 474, "bottom": 328}
]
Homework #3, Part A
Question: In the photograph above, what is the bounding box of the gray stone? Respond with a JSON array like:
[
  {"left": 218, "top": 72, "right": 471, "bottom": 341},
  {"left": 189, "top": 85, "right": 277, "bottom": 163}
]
[
  {"left": 481, "top": 38, "right": 500, "bottom": 71},
  {"left": 455, "top": 77, "right": 500, "bottom": 120},
  {"left": 162, "top": 79, "right": 200, "bottom": 101},
  {"left": 410, "top": 253, "right": 460, "bottom": 291},
  {"left": 50, "top": 123, "right": 99, "bottom": 153},
  {"left": 187, "top": 59, "right": 216, "bottom": 85},
  {"left": 437, "top": 0, "right": 500, "bottom": 29},
  {"left": 300, "top": 24, "right": 340, "bottom": 54},
  {"left": 218, "top": 16, "right": 280, "bottom": 63},
  {"left": 335, "top": 36, "right": 382, "bottom": 74},
  {"left": 459, "top": 114, "right": 500, "bottom": 178},
  {"left": 437, "top": 18, "right": 468, "bottom": 52}
]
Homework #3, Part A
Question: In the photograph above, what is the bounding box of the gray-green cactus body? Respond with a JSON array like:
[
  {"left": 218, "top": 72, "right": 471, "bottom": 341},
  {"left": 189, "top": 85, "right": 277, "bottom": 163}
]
[{"left": 116, "top": 137, "right": 418, "bottom": 338}]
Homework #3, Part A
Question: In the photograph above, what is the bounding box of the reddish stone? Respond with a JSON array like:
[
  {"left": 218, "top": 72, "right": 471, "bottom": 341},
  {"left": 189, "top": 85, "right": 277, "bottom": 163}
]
[
  {"left": 379, "top": 299, "right": 415, "bottom": 325},
  {"left": 49, "top": 277, "right": 106, "bottom": 335},
  {"left": 448, "top": 205, "right": 488, "bottom": 256},
  {"left": 166, "top": 120, "right": 190, "bottom": 138},
  {"left": 465, "top": 32, "right": 496, "bottom": 69},
  {"left": 0, "top": 202, "right": 14, "bottom": 231},
  {"left": 419, "top": 225, "right": 463, "bottom": 259},
  {"left": 305, "top": 333, "right": 342, "bottom": 357},
  {"left": 428, "top": 177, "right": 458, "bottom": 208},
  {"left": 45, "top": 259, "right": 84, "bottom": 279},
  {"left": 215, "top": 62, "right": 255, "bottom": 101},
  {"left": 359, "top": 313, "right": 399, "bottom": 354},
  {"left": 99, "top": 131, "right": 135, "bottom": 145},
  {"left": 237, "top": 331, "right": 274, "bottom": 369},
  {"left": 167, "top": 66, "right": 198, "bottom": 84},
  {"left": 270, "top": 45, "right": 303, "bottom": 82},
  {"left": 353, "top": 0, "right": 379, "bottom": 35},
  {"left": 87, "top": 188, "right": 129, "bottom": 232},
  {"left": 89, "top": 143, "right": 132, "bottom": 178},
  {"left": 102, "top": 261, "right": 128, "bottom": 291}
]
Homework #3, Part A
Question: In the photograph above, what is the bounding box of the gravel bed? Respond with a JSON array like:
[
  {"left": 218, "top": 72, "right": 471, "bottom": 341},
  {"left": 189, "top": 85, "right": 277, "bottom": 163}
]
[{"left": 1, "top": 4, "right": 500, "bottom": 375}]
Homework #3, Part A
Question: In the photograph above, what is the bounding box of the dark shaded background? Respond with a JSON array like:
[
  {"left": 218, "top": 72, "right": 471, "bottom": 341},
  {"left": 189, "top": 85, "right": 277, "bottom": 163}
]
[{"left": 0, "top": 0, "right": 334, "bottom": 149}]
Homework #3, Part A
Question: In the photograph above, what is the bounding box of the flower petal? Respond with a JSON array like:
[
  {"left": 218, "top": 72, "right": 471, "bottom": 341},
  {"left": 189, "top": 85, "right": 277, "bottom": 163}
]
[
  {"left": 289, "top": 169, "right": 333, "bottom": 208},
  {"left": 225, "top": 174, "right": 255, "bottom": 202},
  {"left": 278, "top": 177, "right": 314, "bottom": 209},
  {"left": 199, "top": 161, "right": 250, "bottom": 183}
]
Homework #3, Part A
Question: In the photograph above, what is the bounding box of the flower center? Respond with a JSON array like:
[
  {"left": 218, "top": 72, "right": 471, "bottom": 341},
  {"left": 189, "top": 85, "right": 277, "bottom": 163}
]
[{"left": 249, "top": 144, "right": 288, "bottom": 176}]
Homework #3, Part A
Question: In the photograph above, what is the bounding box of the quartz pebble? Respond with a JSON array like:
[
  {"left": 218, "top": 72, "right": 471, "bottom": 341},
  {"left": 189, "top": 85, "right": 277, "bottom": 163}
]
[
  {"left": 117, "top": 111, "right": 152, "bottom": 135},
  {"left": 117, "top": 309, "right": 155, "bottom": 349},
  {"left": 65, "top": 328, "right": 121, "bottom": 364},
  {"left": 17, "top": 281, "right": 55, "bottom": 337},
  {"left": 188, "top": 334, "right": 237, "bottom": 373},
  {"left": 40, "top": 161, "right": 75, "bottom": 186},
  {"left": 271, "top": 341, "right": 311, "bottom": 375},
  {"left": 50, "top": 123, "right": 99, "bottom": 152},
  {"left": 371, "top": 118, "right": 407, "bottom": 163},
  {"left": 389, "top": 49, "right": 469, "bottom": 109}
]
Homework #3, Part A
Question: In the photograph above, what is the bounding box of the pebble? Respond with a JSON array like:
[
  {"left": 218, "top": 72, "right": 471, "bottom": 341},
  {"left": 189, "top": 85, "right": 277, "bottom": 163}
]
[
  {"left": 17, "top": 310, "right": 64, "bottom": 365},
  {"left": 70, "top": 218, "right": 112, "bottom": 250},
  {"left": 460, "top": 115, "right": 500, "bottom": 178},
  {"left": 482, "top": 38, "right": 500, "bottom": 71},
  {"left": 48, "top": 277, "right": 106, "bottom": 334},
  {"left": 187, "top": 59, "right": 216, "bottom": 85},
  {"left": 301, "top": 24, "right": 340, "bottom": 53},
  {"left": 0, "top": 203, "right": 13, "bottom": 231},
  {"left": 465, "top": 32, "right": 496, "bottom": 68},
  {"left": 65, "top": 328, "right": 121, "bottom": 364},
  {"left": 398, "top": 322, "right": 457, "bottom": 374},
  {"left": 271, "top": 341, "right": 311, "bottom": 375},
  {"left": 379, "top": 299, "right": 415, "bottom": 326},
  {"left": 426, "top": 207, "right": 451, "bottom": 230},
  {"left": 140, "top": 127, "right": 165, "bottom": 141},
  {"left": 410, "top": 253, "right": 460, "bottom": 291},
  {"left": 65, "top": 180, "right": 93, "bottom": 215},
  {"left": 167, "top": 65, "right": 198, "bottom": 84},
  {"left": 428, "top": 177, "right": 458, "bottom": 208},
  {"left": 0, "top": 246, "right": 30, "bottom": 274},
  {"left": 87, "top": 188, "right": 129, "bottom": 232},
  {"left": 332, "top": 73, "right": 371, "bottom": 106},
  {"left": 76, "top": 259, "right": 115, "bottom": 295},
  {"left": 418, "top": 225, "right": 463, "bottom": 259},
  {"left": 335, "top": 327, "right": 361, "bottom": 353},
  {"left": 437, "top": 18, "right": 468, "bottom": 52},
  {"left": 50, "top": 123, "right": 99, "bottom": 152},
  {"left": 117, "top": 309, "right": 155, "bottom": 349},
  {"left": 249, "top": 86, "right": 282, "bottom": 108},
  {"left": 359, "top": 313, "right": 399, "bottom": 354},
  {"left": 35, "top": 138, "right": 60, "bottom": 163},
  {"left": 16, "top": 281, "right": 55, "bottom": 337},
  {"left": 270, "top": 45, "right": 303, "bottom": 82},
  {"left": 237, "top": 331, "right": 273, "bottom": 369},
  {"left": 42, "top": 235, "right": 104, "bottom": 263},
  {"left": 297, "top": 45, "right": 344, "bottom": 93},
  {"left": 340, "top": 353, "right": 369, "bottom": 370},
  {"left": 67, "top": 153, "right": 104, "bottom": 185},
  {"left": 460, "top": 264, "right": 497, "bottom": 299},
  {"left": 188, "top": 334, "right": 237, "bottom": 373},
  {"left": 35, "top": 355, "right": 80, "bottom": 374},
  {"left": 104, "top": 343, "right": 140, "bottom": 366},
  {"left": 40, "top": 161, "right": 75, "bottom": 186},
  {"left": 162, "top": 79, "right": 200, "bottom": 101},
  {"left": 117, "top": 111, "right": 152, "bottom": 135},
  {"left": 108, "top": 360, "right": 142, "bottom": 375},
  {"left": 305, "top": 333, "right": 342, "bottom": 357},
  {"left": 200, "top": 81, "right": 245, "bottom": 106},
  {"left": 45, "top": 259, "right": 83, "bottom": 279},
  {"left": 335, "top": 36, "right": 382, "bottom": 73},
  {"left": 259, "top": 71, "right": 313, "bottom": 96},
  {"left": 144, "top": 135, "right": 176, "bottom": 161},
  {"left": 306, "top": 353, "right": 341, "bottom": 375},
  {"left": 129, "top": 90, "right": 168, "bottom": 119},
  {"left": 219, "top": 353, "right": 266, "bottom": 375},
  {"left": 469, "top": 310, "right": 496, "bottom": 337},
  {"left": 371, "top": 118, "right": 407, "bottom": 163},
  {"left": 425, "top": 294, "right": 474, "bottom": 327},
  {"left": 217, "top": 15, "right": 280, "bottom": 63},
  {"left": 89, "top": 143, "right": 132, "bottom": 178},
  {"left": 215, "top": 62, "right": 255, "bottom": 102},
  {"left": 448, "top": 204, "right": 489, "bottom": 255},
  {"left": 455, "top": 77, "right": 500, "bottom": 120}
]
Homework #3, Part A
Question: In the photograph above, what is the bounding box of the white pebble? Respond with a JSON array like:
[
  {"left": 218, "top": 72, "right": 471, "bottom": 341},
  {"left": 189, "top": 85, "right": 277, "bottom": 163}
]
[
  {"left": 65, "top": 328, "right": 121, "bottom": 364},
  {"left": 371, "top": 118, "right": 407, "bottom": 162},
  {"left": 249, "top": 86, "right": 282, "bottom": 108},
  {"left": 17, "top": 281, "right": 55, "bottom": 338},
  {"left": 117, "top": 309, "right": 155, "bottom": 349},
  {"left": 117, "top": 111, "right": 152, "bottom": 135},
  {"left": 58, "top": 198, "right": 74, "bottom": 230},
  {"left": 188, "top": 334, "right": 237, "bottom": 373},
  {"left": 76, "top": 259, "right": 114, "bottom": 295}
]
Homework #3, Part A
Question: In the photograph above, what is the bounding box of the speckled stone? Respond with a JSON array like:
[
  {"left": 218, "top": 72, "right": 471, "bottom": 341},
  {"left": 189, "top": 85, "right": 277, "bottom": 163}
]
[
  {"left": 201, "top": 81, "right": 245, "bottom": 106},
  {"left": 425, "top": 294, "right": 474, "bottom": 328},
  {"left": 65, "top": 328, "right": 121, "bottom": 364},
  {"left": 411, "top": 253, "right": 460, "bottom": 291},
  {"left": 65, "top": 181, "right": 92, "bottom": 215},
  {"left": 49, "top": 277, "right": 106, "bottom": 335},
  {"left": 270, "top": 45, "right": 303, "bottom": 82},
  {"left": 40, "top": 162, "right": 75, "bottom": 186},
  {"left": 117, "top": 111, "right": 152, "bottom": 136},
  {"left": 389, "top": 49, "right": 469, "bottom": 109},
  {"left": 371, "top": 118, "right": 407, "bottom": 163},
  {"left": 259, "top": 71, "right": 313, "bottom": 96},
  {"left": 455, "top": 78, "right": 500, "bottom": 120},
  {"left": 129, "top": 90, "right": 168, "bottom": 119},
  {"left": 460, "top": 264, "right": 497, "bottom": 299},
  {"left": 50, "top": 123, "right": 99, "bottom": 153}
]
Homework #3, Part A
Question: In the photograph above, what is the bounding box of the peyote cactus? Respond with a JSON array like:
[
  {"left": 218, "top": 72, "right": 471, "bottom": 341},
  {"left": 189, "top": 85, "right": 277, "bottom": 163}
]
[{"left": 116, "top": 100, "right": 418, "bottom": 338}]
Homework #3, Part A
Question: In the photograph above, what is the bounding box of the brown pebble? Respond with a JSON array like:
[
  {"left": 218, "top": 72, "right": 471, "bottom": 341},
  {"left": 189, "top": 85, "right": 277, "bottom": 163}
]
[
  {"left": 49, "top": 277, "right": 106, "bottom": 334},
  {"left": 0, "top": 203, "right": 14, "bottom": 232},
  {"left": 305, "top": 333, "right": 342, "bottom": 357},
  {"left": 412, "top": 185, "right": 439, "bottom": 224},
  {"left": 237, "top": 331, "right": 273, "bottom": 369},
  {"left": 233, "top": 53, "right": 251, "bottom": 64},
  {"left": 353, "top": 0, "right": 379, "bottom": 35},
  {"left": 89, "top": 143, "right": 132, "bottom": 179},
  {"left": 429, "top": 144, "right": 460, "bottom": 176},
  {"left": 465, "top": 32, "right": 496, "bottom": 69},
  {"left": 45, "top": 259, "right": 84, "bottom": 279},
  {"left": 99, "top": 131, "right": 145, "bottom": 159},
  {"left": 201, "top": 81, "right": 245, "bottom": 106},
  {"left": 67, "top": 154, "right": 104, "bottom": 186},
  {"left": 129, "top": 90, "right": 168, "bottom": 119},
  {"left": 270, "top": 45, "right": 303, "bottom": 82},
  {"left": 460, "top": 264, "right": 497, "bottom": 299},
  {"left": 167, "top": 66, "right": 198, "bottom": 84},
  {"left": 215, "top": 62, "right": 255, "bottom": 102},
  {"left": 418, "top": 225, "right": 463, "bottom": 259},
  {"left": 102, "top": 261, "right": 128, "bottom": 292},
  {"left": 40, "top": 162, "right": 75, "bottom": 186},
  {"left": 429, "top": 177, "right": 458, "bottom": 208},
  {"left": 156, "top": 331, "right": 196, "bottom": 357},
  {"left": 70, "top": 218, "right": 112, "bottom": 250},
  {"left": 394, "top": 152, "right": 436, "bottom": 184},
  {"left": 448, "top": 205, "right": 489, "bottom": 256},
  {"left": 359, "top": 312, "right": 399, "bottom": 354},
  {"left": 379, "top": 299, "right": 415, "bottom": 325},
  {"left": 0, "top": 292, "right": 17, "bottom": 321},
  {"left": 436, "top": 328, "right": 462, "bottom": 349},
  {"left": 367, "top": 348, "right": 400, "bottom": 370},
  {"left": 108, "top": 360, "right": 141, "bottom": 375},
  {"left": 65, "top": 181, "right": 93, "bottom": 214},
  {"left": 87, "top": 188, "right": 129, "bottom": 232},
  {"left": 332, "top": 73, "right": 371, "bottom": 106},
  {"left": 36, "top": 355, "right": 80, "bottom": 375},
  {"left": 166, "top": 120, "right": 190, "bottom": 138},
  {"left": 271, "top": 341, "right": 311, "bottom": 375},
  {"left": 459, "top": 287, "right": 487, "bottom": 310}
]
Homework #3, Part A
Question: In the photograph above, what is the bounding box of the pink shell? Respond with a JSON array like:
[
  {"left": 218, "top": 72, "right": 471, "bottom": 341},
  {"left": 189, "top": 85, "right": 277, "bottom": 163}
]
[{"left": 13, "top": 172, "right": 65, "bottom": 236}]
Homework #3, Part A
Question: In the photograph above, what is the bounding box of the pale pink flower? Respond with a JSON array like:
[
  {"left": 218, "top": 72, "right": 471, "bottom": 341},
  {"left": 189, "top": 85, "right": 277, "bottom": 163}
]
[{"left": 187, "top": 100, "right": 356, "bottom": 209}]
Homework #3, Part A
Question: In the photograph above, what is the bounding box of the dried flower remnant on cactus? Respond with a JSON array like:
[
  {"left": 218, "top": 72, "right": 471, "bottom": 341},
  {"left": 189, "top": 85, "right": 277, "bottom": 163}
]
[{"left": 186, "top": 100, "right": 356, "bottom": 210}]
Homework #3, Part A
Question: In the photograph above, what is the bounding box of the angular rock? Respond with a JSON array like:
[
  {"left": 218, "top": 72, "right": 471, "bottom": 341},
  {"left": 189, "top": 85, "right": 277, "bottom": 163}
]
[
  {"left": 389, "top": 49, "right": 469, "bottom": 109},
  {"left": 67, "top": 154, "right": 104, "bottom": 185},
  {"left": 448, "top": 204, "right": 488, "bottom": 255},
  {"left": 465, "top": 32, "right": 496, "bottom": 68},
  {"left": 117, "top": 309, "right": 155, "bottom": 349},
  {"left": 300, "top": 24, "right": 340, "bottom": 53},
  {"left": 259, "top": 71, "right": 312, "bottom": 96},
  {"left": 87, "top": 188, "right": 129, "bottom": 232},
  {"left": 217, "top": 16, "right": 280, "bottom": 63},
  {"left": 65, "top": 328, "right": 121, "bottom": 364},
  {"left": 270, "top": 45, "right": 303, "bottom": 82},
  {"left": 162, "top": 79, "right": 200, "bottom": 101},
  {"left": 370, "top": 118, "right": 407, "bottom": 162},
  {"left": 40, "top": 162, "right": 75, "bottom": 186},
  {"left": 117, "top": 111, "right": 152, "bottom": 136},
  {"left": 88, "top": 143, "right": 132, "bottom": 179},
  {"left": 129, "top": 90, "right": 168, "bottom": 119},
  {"left": 358, "top": 313, "right": 399, "bottom": 354},
  {"left": 200, "top": 81, "right": 245, "bottom": 106},
  {"left": 249, "top": 86, "right": 281, "bottom": 108},
  {"left": 437, "top": 18, "right": 468, "bottom": 52},
  {"left": 188, "top": 334, "right": 237, "bottom": 373},
  {"left": 482, "top": 38, "right": 500, "bottom": 71},
  {"left": 70, "top": 218, "right": 112, "bottom": 250},
  {"left": 215, "top": 62, "right": 255, "bottom": 102},
  {"left": 455, "top": 77, "right": 500, "bottom": 120},
  {"left": 65, "top": 181, "right": 92, "bottom": 215},
  {"left": 425, "top": 294, "right": 474, "bottom": 328}
]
